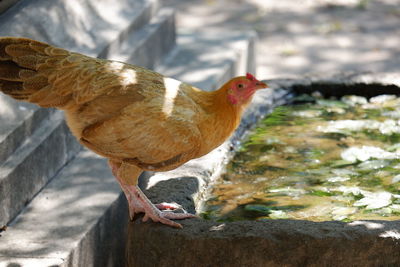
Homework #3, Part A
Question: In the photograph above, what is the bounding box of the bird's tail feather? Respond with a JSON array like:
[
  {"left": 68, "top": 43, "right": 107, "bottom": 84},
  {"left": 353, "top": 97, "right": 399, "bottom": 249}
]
[{"left": 0, "top": 37, "right": 71, "bottom": 108}]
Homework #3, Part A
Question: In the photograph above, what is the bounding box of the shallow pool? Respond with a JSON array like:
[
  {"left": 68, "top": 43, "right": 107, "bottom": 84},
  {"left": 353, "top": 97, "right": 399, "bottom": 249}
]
[{"left": 202, "top": 93, "right": 400, "bottom": 222}]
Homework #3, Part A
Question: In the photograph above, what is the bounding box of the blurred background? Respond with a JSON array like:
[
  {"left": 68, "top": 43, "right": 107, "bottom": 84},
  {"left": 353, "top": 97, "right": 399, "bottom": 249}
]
[{"left": 164, "top": 0, "right": 400, "bottom": 79}]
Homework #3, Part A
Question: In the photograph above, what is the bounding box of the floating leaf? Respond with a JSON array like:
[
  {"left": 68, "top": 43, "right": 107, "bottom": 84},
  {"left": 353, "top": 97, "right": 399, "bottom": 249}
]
[
  {"left": 329, "top": 160, "right": 356, "bottom": 168},
  {"left": 353, "top": 192, "right": 392, "bottom": 209},
  {"left": 331, "top": 168, "right": 358, "bottom": 176},
  {"left": 328, "top": 176, "right": 350, "bottom": 183},
  {"left": 317, "top": 99, "right": 348, "bottom": 108},
  {"left": 357, "top": 159, "right": 391, "bottom": 170},
  {"left": 308, "top": 189, "right": 335, "bottom": 197}
]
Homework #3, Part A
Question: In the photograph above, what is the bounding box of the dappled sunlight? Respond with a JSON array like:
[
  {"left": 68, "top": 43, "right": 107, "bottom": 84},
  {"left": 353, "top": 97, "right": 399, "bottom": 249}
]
[
  {"left": 165, "top": 0, "right": 400, "bottom": 79},
  {"left": 380, "top": 229, "right": 400, "bottom": 239},
  {"left": 0, "top": 96, "right": 22, "bottom": 120},
  {"left": 104, "top": 61, "right": 138, "bottom": 86},
  {"left": 179, "top": 68, "right": 226, "bottom": 86},
  {"left": 86, "top": 0, "right": 132, "bottom": 26},
  {"left": 162, "top": 77, "right": 181, "bottom": 117},
  {"left": 247, "top": 0, "right": 365, "bottom": 10},
  {"left": 0, "top": 149, "right": 121, "bottom": 257},
  {"left": 158, "top": 30, "right": 253, "bottom": 91},
  {"left": 209, "top": 223, "right": 226, "bottom": 231},
  {"left": 104, "top": 61, "right": 126, "bottom": 72},
  {"left": 0, "top": 95, "right": 36, "bottom": 122},
  {"left": 146, "top": 172, "right": 177, "bottom": 190},
  {"left": 0, "top": 0, "right": 148, "bottom": 57},
  {"left": 348, "top": 220, "right": 384, "bottom": 229},
  {"left": 141, "top": 173, "right": 199, "bottom": 215}
]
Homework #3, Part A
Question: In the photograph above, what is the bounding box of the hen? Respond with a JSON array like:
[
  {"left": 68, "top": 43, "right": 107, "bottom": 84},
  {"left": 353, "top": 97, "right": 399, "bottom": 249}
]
[{"left": 0, "top": 37, "right": 268, "bottom": 228}]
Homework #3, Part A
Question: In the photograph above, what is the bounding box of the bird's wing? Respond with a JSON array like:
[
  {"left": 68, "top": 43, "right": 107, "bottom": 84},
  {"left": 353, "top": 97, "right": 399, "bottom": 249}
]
[
  {"left": 80, "top": 98, "right": 203, "bottom": 171},
  {"left": 0, "top": 37, "right": 160, "bottom": 108}
]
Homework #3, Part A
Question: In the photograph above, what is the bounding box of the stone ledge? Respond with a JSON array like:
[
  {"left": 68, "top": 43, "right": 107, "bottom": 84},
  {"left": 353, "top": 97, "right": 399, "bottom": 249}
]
[
  {"left": 127, "top": 219, "right": 400, "bottom": 267},
  {"left": 265, "top": 71, "right": 400, "bottom": 98}
]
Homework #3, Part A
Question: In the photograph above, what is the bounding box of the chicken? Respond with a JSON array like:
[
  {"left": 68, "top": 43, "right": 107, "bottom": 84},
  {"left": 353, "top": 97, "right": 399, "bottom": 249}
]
[{"left": 0, "top": 37, "right": 268, "bottom": 228}]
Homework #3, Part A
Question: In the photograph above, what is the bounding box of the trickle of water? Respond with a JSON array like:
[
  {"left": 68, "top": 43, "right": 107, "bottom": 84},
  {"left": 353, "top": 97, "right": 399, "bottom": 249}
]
[{"left": 201, "top": 94, "right": 400, "bottom": 222}]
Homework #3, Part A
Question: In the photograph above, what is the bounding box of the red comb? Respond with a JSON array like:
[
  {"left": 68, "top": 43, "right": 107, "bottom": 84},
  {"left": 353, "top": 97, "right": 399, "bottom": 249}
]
[{"left": 246, "top": 73, "right": 256, "bottom": 81}]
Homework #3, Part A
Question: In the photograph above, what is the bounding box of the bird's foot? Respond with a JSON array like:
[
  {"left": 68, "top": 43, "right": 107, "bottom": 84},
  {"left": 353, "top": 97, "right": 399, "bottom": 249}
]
[
  {"left": 142, "top": 206, "right": 197, "bottom": 229},
  {"left": 108, "top": 160, "right": 196, "bottom": 228},
  {"left": 123, "top": 185, "right": 196, "bottom": 228}
]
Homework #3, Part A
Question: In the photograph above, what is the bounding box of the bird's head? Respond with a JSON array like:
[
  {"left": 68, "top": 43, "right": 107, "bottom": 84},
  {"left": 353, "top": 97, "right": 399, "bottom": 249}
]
[{"left": 224, "top": 73, "right": 268, "bottom": 106}]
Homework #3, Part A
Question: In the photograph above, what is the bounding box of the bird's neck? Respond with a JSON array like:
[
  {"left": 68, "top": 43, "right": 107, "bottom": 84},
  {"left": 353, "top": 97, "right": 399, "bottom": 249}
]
[{"left": 193, "top": 87, "right": 244, "bottom": 157}]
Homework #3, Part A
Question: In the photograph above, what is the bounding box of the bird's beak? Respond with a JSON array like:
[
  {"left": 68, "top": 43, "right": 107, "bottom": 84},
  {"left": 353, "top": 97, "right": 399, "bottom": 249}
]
[{"left": 255, "top": 80, "right": 268, "bottom": 90}]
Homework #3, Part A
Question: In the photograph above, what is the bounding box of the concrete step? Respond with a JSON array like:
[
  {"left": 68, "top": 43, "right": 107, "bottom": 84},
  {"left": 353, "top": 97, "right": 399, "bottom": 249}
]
[
  {"left": 0, "top": 110, "right": 81, "bottom": 226},
  {"left": 0, "top": 29, "right": 257, "bottom": 267},
  {"left": 0, "top": 98, "right": 50, "bottom": 163},
  {"left": 0, "top": 149, "right": 127, "bottom": 267},
  {"left": 0, "top": 0, "right": 160, "bottom": 57},
  {"left": 157, "top": 29, "right": 257, "bottom": 90},
  {"left": 100, "top": 8, "right": 176, "bottom": 70}
]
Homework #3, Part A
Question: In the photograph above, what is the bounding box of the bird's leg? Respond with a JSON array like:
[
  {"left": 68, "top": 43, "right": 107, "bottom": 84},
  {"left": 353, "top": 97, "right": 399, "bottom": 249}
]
[
  {"left": 109, "top": 161, "right": 182, "bottom": 216},
  {"left": 109, "top": 160, "right": 196, "bottom": 228},
  {"left": 109, "top": 160, "right": 141, "bottom": 218}
]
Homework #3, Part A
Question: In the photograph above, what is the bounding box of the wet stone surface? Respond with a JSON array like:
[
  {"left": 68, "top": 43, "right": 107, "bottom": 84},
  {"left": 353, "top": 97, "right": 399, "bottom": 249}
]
[{"left": 202, "top": 92, "right": 400, "bottom": 222}]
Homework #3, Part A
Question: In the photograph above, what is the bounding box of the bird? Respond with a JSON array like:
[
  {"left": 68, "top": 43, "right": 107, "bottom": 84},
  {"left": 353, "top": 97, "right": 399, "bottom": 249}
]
[{"left": 0, "top": 37, "right": 268, "bottom": 228}]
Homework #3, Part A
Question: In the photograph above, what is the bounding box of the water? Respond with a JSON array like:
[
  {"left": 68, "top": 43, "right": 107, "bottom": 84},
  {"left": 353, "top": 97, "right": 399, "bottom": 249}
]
[{"left": 201, "top": 93, "right": 400, "bottom": 222}]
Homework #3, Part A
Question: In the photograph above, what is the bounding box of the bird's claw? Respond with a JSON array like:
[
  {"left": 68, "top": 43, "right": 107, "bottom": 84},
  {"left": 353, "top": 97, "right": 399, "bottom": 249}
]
[
  {"left": 117, "top": 183, "right": 197, "bottom": 228},
  {"left": 128, "top": 201, "right": 184, "bottom": 220},
  {"left": 142, "top": 210, "right": 197, "bottom": 229}
]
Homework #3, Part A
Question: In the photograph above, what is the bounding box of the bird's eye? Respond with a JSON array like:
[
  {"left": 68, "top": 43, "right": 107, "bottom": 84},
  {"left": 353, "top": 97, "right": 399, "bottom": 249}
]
[{"left": 237, "top": 83, "right": 244, "bottom": 90}]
